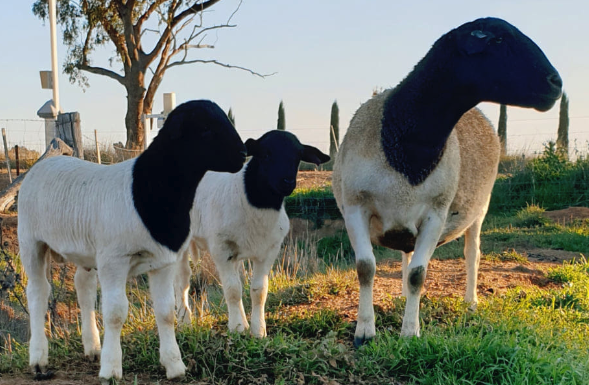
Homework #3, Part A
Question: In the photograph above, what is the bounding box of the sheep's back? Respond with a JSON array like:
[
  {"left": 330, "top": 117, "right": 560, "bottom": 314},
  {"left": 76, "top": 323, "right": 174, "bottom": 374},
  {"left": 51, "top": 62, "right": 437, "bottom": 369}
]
[{"left": 18, "top": 156, "right": 148, "bottom": 258}]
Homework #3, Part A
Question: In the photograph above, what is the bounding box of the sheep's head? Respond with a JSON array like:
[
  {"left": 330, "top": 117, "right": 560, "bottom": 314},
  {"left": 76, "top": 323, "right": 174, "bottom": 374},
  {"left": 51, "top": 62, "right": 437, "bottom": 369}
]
[
  {"left": 157, "top": 100, "right": 246, "bottom": 173},
  {"left": 446, "top": 17, "right": 562, "bottom": 111},
  {"left": 245, "top": 131, "right": 330, "bottom": 198}
]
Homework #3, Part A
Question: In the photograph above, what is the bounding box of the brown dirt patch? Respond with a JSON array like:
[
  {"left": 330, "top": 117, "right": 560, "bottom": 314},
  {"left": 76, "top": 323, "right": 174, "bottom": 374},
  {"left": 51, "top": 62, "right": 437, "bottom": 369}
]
[
  {"left": 287, "top": 256, "right": 564, "bottom": 322},
  {"left": 543, "top": 206, "right": 589, "bottom": 225},
  {"left": 296, "top": 170, "right": 332, "bottom": 189}
]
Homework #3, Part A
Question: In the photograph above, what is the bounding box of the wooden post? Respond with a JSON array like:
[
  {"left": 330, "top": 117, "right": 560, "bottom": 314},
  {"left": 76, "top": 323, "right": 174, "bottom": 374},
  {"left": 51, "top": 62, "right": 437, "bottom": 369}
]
[
  {"left": 15, "top": 145, "right": 19, "bottom": 176},
  {"left": 94, "top": 129, "right": 101, "bottom": 164},
  {"left": 1, "top": 128, "right": 12, "bottom": 184}
]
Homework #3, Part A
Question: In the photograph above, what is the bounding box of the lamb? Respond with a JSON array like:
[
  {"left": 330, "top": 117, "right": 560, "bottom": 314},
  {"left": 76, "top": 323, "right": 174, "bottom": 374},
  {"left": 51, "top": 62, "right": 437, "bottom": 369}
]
[
  {"left": 174, "top": 130, "right": 330, "bottom": 337},
  {"left": 18, "top": 100, "right": 247, "bottom": 381},
  {"left": 331, "top": 17, "right": 562, "bottom": 345}
]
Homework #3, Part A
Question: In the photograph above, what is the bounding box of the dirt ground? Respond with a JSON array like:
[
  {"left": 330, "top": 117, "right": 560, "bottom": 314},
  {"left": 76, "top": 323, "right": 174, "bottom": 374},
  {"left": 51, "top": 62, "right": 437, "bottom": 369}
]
[{"left": 1, "top": 170, "right": 588, "bottom": 384}]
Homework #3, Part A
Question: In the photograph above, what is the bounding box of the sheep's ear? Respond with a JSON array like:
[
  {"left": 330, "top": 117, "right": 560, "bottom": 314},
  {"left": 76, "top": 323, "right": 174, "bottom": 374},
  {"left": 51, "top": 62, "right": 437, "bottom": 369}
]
[
  {"left": 245, "top": 138, "right": 259, "bottom": 157},
  {"left": 301, "top": 145, "right": 330, "bottom": 166},
  {"left": 459, "top": 29, "right": 495, "bottom": 55}
]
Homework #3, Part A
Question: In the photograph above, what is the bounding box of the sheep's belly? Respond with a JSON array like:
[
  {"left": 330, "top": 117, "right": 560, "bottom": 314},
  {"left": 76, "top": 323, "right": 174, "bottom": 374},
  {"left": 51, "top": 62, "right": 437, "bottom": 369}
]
[
  {"left": 374, "top": 228, "right": 450, "bottom": 253},
  {"left": 59, "top": 252, "right": 97, "bottom": 270},
  {"left": 129, "top": 250, "right": 178, "bottom": 277}
]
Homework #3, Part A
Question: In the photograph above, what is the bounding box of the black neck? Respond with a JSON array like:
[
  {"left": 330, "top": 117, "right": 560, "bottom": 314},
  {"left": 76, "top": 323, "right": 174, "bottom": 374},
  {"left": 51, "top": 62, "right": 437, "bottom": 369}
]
[
  {"left": 381, "top": 53, "right": 479, "bottom": 185},
  {"left": 132, "top": 141, "right": 206, "bottom": 252},
  {"left": 243, "top": 160, "right": 285, "bottom": 211}
]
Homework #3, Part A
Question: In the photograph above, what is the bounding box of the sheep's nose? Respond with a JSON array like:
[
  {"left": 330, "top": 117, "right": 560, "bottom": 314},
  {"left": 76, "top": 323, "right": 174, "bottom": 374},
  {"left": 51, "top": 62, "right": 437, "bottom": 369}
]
[{"left": 547, "top": 73, "right": 563, "bottom": 92}]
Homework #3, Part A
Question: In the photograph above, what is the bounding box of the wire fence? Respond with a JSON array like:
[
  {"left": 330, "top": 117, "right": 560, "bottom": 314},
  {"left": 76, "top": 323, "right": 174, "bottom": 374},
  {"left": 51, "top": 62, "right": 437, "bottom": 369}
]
[{"left": 0, "top": 118, "right": 588, "bottom": 214}]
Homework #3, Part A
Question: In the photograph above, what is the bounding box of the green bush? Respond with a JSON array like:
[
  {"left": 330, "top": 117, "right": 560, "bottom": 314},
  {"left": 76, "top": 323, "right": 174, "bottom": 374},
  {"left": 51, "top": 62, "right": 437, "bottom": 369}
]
[{"left": 490, "top": 142, "right": 589, "bottom": 213}]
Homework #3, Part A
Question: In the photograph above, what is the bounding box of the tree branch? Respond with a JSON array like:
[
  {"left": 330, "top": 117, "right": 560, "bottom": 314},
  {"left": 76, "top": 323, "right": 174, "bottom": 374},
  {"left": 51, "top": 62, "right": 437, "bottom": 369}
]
[
  {"left": 136, "top": 0, "right": 167, "bottom": 30},
  {"left": 173, "top": 0, "right": 222, "bottom": 26},
  {"left": 77, "top": 64, "right": 126, "bottom": 85},
  {"left": 145, "top": 0, "right": 221, "bottom": 63},
  {"left": 166, "top": 59, "right": 276, "bottom": 78}
]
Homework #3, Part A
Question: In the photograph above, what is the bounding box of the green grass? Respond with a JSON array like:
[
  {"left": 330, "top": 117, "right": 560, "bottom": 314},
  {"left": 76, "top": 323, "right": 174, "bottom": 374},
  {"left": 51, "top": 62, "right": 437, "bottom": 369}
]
[{"left": 3, "top": 260, "right": 588, "bottom": 384}]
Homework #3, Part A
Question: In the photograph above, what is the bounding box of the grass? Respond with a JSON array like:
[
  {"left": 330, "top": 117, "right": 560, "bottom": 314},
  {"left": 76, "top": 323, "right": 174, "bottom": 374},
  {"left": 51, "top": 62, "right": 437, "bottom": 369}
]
[{"left": 2, "top": 257, "right": 588, "bottom": 384}]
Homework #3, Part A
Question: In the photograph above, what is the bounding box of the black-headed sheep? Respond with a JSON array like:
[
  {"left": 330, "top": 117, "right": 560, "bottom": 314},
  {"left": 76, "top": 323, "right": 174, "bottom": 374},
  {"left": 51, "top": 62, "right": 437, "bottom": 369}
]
[
  {"left": 174, "top": 130, "right": 329, "bottom": 337},
  {"left": 331, "top": 17, "right": 562, "bottom": 345},
  {"left": 18, "top": 100, "right": 246, "bottom": 381}
]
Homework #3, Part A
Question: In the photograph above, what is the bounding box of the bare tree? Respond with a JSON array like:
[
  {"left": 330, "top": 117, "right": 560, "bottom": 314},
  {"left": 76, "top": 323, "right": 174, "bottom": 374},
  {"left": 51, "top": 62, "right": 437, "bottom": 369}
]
[{"left": 33, "top": 0, "right": 271, "bottom": 149}]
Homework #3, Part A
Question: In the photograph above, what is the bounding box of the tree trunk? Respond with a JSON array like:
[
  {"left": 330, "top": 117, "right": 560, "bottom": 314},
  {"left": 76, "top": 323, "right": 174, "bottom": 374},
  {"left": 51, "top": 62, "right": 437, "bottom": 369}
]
[
  {"left": 125, "top": 70, "right": 147, "bottom": 150},
  {"left": 0, "top": 138, "right": 73, "bottom": 212}
]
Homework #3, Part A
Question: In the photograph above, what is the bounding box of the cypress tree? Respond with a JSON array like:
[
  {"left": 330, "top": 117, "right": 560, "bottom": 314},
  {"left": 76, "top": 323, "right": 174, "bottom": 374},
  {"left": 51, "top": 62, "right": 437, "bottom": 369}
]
[
  {"left": 556, "top": 92, "right": 569, "bottom": 159},
  {"left": 227, "top": 107, "right": 235, "bottom": 126},
  {"left": 498, "top": 104, "right": 507, "bottom": 156},
  {"left": 329, "top": 100, "right": 340, "bottom": 160},
  {"left": 277, "top": 101, "right": 286, "bottom": 131}
]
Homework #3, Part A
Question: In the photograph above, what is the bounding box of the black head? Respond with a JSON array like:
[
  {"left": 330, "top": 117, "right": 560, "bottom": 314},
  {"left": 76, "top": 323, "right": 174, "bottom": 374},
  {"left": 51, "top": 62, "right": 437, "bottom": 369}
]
[
  {"left": 154, "top": 100, "right": 246, "bottom": 173},
  {"left": 444, "top": 17, "right": 562, "bottom": 111},
  {"left": 245, "top": 130, "right": 330, "bottom": 199}
]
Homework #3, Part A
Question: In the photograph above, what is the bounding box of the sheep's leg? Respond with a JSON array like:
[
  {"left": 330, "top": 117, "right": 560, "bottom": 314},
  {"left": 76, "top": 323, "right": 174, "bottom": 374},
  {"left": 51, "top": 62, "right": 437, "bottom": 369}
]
[
  {"left": 216, "top": 256, "right": 249, "bottom": 333},
  {"left": 344, "top": 205, "right": 377, "bottom": 347},
  {"left": 401, "top": 251, "right": 413, "bottom": 298},
  {"left": 74, "top": 267, "right": 101, "bottom": 361},
  {"left": 400, "top": 213, "right": 446, "bottom": 337},
  {"left": 250, "top": 255, "right": 276, "bottom": 338},
  {"left": 149, "top": 264, "right": 187, "bottom": 380},
  {"left": 23, "top": 243, "right": 51, "bottom": 374},
  {"left": 97, "top": 261, "right": 130, "bottom": 381},
  {"left": 464, "top": 214, "right": 484, "bottom": 308},
  {"left": 174, "top": 247, "right": 193, "bottom": 325}
]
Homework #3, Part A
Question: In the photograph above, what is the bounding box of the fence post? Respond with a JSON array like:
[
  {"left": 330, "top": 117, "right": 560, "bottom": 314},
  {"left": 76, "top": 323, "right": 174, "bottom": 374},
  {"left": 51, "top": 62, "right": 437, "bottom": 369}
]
[
  {"left": 1, "top": 128, "right": 12, "bottom": 184},
  {"left": 15, "top": 145, "right": 19, "bottom": 176},
  {"left": 94, "top": 129, "right": 101, "bottom": 164}
]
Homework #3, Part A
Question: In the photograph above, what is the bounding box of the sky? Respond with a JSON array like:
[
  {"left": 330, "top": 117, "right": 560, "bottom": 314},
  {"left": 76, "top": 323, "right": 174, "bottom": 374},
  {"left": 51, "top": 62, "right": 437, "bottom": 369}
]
[{"left": 0, "top": 0, "right": 588, "bottom": 157}]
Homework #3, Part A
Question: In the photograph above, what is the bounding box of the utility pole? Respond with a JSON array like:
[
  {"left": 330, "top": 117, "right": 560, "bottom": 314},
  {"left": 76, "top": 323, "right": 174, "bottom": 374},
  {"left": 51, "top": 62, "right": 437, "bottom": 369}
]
[{"left": 48, "top": 0, "right": 60, "bottom": 114}]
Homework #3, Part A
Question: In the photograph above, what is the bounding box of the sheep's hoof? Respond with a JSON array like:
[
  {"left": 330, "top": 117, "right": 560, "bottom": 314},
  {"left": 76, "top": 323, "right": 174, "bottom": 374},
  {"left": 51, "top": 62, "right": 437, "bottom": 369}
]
[
  {"left": 165, "top": 366, "right": 187, "bottom": 380},
  {"left": 85, "top": 350, "right": 101, "bottom": 362},
  {"left": 32, "top": 365, "right": 55, "bottom": 381},
  {"left": 353, "top": 335, "right": 373, "bottom": 349}
]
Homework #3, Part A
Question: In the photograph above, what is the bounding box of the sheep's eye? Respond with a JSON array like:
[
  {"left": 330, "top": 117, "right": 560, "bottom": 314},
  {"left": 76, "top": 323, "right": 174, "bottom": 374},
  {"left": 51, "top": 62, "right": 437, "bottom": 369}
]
[
  {"left": 471, "top": 30, "right": 487, "bottom": 39},
  {"left": 494, "top": 37, "right": 503, "bottom": 44}
]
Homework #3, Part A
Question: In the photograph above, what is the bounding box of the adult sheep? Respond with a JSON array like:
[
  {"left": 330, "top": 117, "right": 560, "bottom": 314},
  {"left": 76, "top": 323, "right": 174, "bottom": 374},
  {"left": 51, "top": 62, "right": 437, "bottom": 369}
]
[
  {"left": 174, "top": 130, "right": 330, "bottom": 337},
  {"left": 331, "top": 17, "right": 562, "bottom": 345},
  {"left": 18, "top": 100, "right": 247, "bottom": 381}
]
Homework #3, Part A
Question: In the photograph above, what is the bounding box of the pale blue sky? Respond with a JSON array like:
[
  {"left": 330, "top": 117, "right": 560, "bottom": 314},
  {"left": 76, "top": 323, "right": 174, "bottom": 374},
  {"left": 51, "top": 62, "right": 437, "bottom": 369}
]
[{"left": 0, "top": 1, "right": 587, "bottom": 155}]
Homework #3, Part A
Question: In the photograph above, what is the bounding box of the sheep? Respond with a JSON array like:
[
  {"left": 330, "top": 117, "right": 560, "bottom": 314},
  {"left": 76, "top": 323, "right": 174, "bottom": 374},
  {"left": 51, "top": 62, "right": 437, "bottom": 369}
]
[
  {"left": 331, "top": 17, "right": 562, "bottom": 345},
  {"left": 174, "top": 130, "right": 330, "bottom": 337},
  {"left": 18, "top": 100, "right": 247, "bottom": 381}
]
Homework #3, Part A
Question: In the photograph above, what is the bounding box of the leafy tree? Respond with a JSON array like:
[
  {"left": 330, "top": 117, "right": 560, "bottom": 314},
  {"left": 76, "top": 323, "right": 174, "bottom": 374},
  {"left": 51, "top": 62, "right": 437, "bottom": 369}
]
[
  {"left": 498, "top": 104, "right": 507, "bottom": 156},
  {"left": 557, "top": 92, "right": 569, "bottom": 159},
  {"left": 329, "top": 100, "right": 339, "bottom": 160},
  {"left": 227, "top": 107, "right": 235, "bottom": 127},
  {"left": 33, "top": 0, "right": 267, "bottom": 149},
  {"left": 277, "top": 100, "right": 285, "bottom": 131}
]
